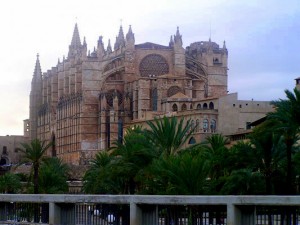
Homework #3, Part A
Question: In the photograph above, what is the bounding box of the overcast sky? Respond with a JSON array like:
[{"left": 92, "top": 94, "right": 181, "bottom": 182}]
[{"left": 0, "top": 0, "right": 299, "bottom": 136}]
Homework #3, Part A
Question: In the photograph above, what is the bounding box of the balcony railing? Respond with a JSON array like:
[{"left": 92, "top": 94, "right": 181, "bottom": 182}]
[{"left": 0, "top": 195, "right": 300, "bottom": 225}]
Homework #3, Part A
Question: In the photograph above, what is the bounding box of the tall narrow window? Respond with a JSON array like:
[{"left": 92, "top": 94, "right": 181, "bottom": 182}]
[
  {"left": 196, "top": 119, "right": 200, "bottom": 132},
  {"left": 203, "top": 119, "right": 209, "bottom": 132},
  {"left": 209, "top": 102, "right": 214, "bottom": 109},
  {"left": 106, "top": 116, "right": 111, "bottom": 148},
  {"left": 152, "top": 88, "right": 158, "bottom": 111},
  {"left": 211, "top": 119, "right": 217, "bottom": 133},
  {"left": 118, "top": 118, "right": 123, "bottom": 143}
]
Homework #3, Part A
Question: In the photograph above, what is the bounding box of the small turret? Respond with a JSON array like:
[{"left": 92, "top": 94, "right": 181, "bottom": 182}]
[
  {"left": 97, "top": 36, "right": 105, "bottom": 58},
  {"left": 107, "top": 39, "right": 112, "bottom": 54},
  {"left": 126, "top": 25, "right": 135, "bottom": 42},
  {"left": 169, "top": 35, "right": 174, "bottom": 47}
]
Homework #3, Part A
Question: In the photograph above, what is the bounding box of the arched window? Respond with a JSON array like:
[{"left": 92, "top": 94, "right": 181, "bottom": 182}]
[
  {"left": 181, "top": 103, "right": 187, "bottom": 111},
  {"left": 211, "top": 119, "right": 217, "bottom": 133},
  {"left": 203, "top": 119, "right": 209, "bottom": 132},
  {"left": 188, "top": 137, "right": 196, "bottom": 145},
  {"left": 203, "top": 103, "right": 208, "bottom": 109},
  {"left": 209, "top": 102, "right": 214, "bottom": 109},
  {"left": 172, "top": 104, "right": 178, "bottom": 112},
  {"left": 196, "top": 119, "right": 200, "bottom": 132},
  {"left": 190, "top": 104, "right": 193, "bottom": 110},
  {"left": 151, "top": 88, "right": 158, "bottom": 111},
  {"left": 197, "top": 104, "right": 201, "bottom": 110}
]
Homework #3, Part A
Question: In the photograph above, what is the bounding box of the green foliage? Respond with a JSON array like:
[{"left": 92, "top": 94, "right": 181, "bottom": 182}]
[
  {"left": 145, "top": 116, "right": 194, "bottom": 156},
  {"left": 0, "top": 173, "right": 21, "bottom": 193},
  {"left": 140, "top": 151, "right": 208, "bottom": 195},
  {"left": 110, "top": 126, "right": 157, "bottom": 194},
  {"left": 267, "top": 88, "right": 300, "bottom": 194},
  {"left": 201, "top": 134, "right": 230, "bottom": 180},
  {"left": 38, "top": 158, "right": 69, "bottom": 194},
  {"left": 19, "top": 139, "right": 52, "bottom": 194},
  {"left": 221, "top": 169, "right": 265, "bottom": 195},
  {"left": 82, "top": 151, "right": 121, "bottom": 194}
]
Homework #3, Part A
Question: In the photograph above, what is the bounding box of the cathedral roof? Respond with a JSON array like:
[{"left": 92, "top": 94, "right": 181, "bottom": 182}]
[
  {"left": 135, "top": 42, "right": 172, "bottom": 50},
  {"left": 169, "top": 92, "right": 190, "bottom": 99}
]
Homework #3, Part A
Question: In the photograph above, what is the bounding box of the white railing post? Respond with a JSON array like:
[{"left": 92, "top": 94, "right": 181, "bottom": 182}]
[
  {"left": 227, "top": 203, "right": 241, "bottom": 225},
  {"left": 130, "top": 202, "right": 142, "bottom": 225},
  {"left": 49, "top": 202, "right": 61, "bottom": 225}
]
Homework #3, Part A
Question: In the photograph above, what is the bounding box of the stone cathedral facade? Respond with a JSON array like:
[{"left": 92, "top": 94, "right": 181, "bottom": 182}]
[{"left": 28, "top": 24, "right": 273, "bottom": 165}]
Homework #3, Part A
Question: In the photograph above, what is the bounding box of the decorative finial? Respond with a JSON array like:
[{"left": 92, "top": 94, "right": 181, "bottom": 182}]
[{"left": 37, "top": 53, "right": 39, "bottom": 59}]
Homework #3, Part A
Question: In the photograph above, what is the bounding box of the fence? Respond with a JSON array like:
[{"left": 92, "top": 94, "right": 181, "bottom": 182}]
[{"left": 0, "top": 195, "right": 300, "bottom": 225}]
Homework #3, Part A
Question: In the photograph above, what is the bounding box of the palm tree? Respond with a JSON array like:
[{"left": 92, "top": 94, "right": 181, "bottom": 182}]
[
  {"left": 268, "top": 88, "right": 300, "bottom": 194},
  {"left": 39, "top": 158, "right": 69, "bottom": 194},
  {"left": 20, "top": 139, "right": 52, "bottom": 194},
  {"left": 144, "top": 116, "right": 194, "bottom": 156},
  {"left": 141, "top": 151, "right": 209, "bottom": 195},
  {"left": 201, "top": 134, "right": 230, "bottom": 181},
  {"left": 110, "top": 126, "right": 156, "bottom": 194},
  {"left": 83, "top": 151, "right": 120, "bottom": 194}
]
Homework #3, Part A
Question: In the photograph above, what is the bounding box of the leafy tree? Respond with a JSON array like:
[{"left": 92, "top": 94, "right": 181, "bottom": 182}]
[
  {"left": 19, "top": 139, "right": 52, "bottom": 194},
  {"left": 267, "top": 88, "right": 300, "bottom": 194},
  {"left": 0, "top": 173, "right": 21, "bottom": 193},
  {"left": 144, "top": 116, "right": 194, "bottom": 156},
  {"left": 39, "top": 158, "right": 69, "bottom": 194}
]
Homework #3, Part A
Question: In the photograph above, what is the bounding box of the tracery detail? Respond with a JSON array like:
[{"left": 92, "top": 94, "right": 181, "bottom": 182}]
[
  {"left": 105, "top": 90, "right": 123, "bottom": 107},
  {"left": 139, "top": 54, "right": 169, "bottom": 77}
]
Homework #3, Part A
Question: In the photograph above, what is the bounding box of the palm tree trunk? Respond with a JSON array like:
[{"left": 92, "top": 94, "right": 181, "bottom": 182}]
[
  {"left": 33, "top": 164, "right": 39, "bottom": 194},
  {"left": 286, "top": 138, "right": 293, "bottom": 195}
]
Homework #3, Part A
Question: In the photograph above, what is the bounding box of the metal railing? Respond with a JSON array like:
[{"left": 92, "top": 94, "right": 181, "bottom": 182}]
[{"left": 0, "top": 195, "right": 300, "bottom": 225}]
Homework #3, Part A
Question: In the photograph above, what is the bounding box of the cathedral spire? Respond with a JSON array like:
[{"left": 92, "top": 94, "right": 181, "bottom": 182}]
[
  {"left": 118, "top": 25, "right": 125, "bottom": 42},
  {"left": 174, "top": 26, "right": 183, "bottom": 46},
  {"left": 126, "top": 25, "right": 135, "bottom": 42},
  {"left": 114, "top": 25, "right": 125, "bottom": 50},
  {"left": 71, "top": 23, "right": 81, "bottom": 47},
  {"left": 33, "top": 53, "right": 42, "bottom": 78}
]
